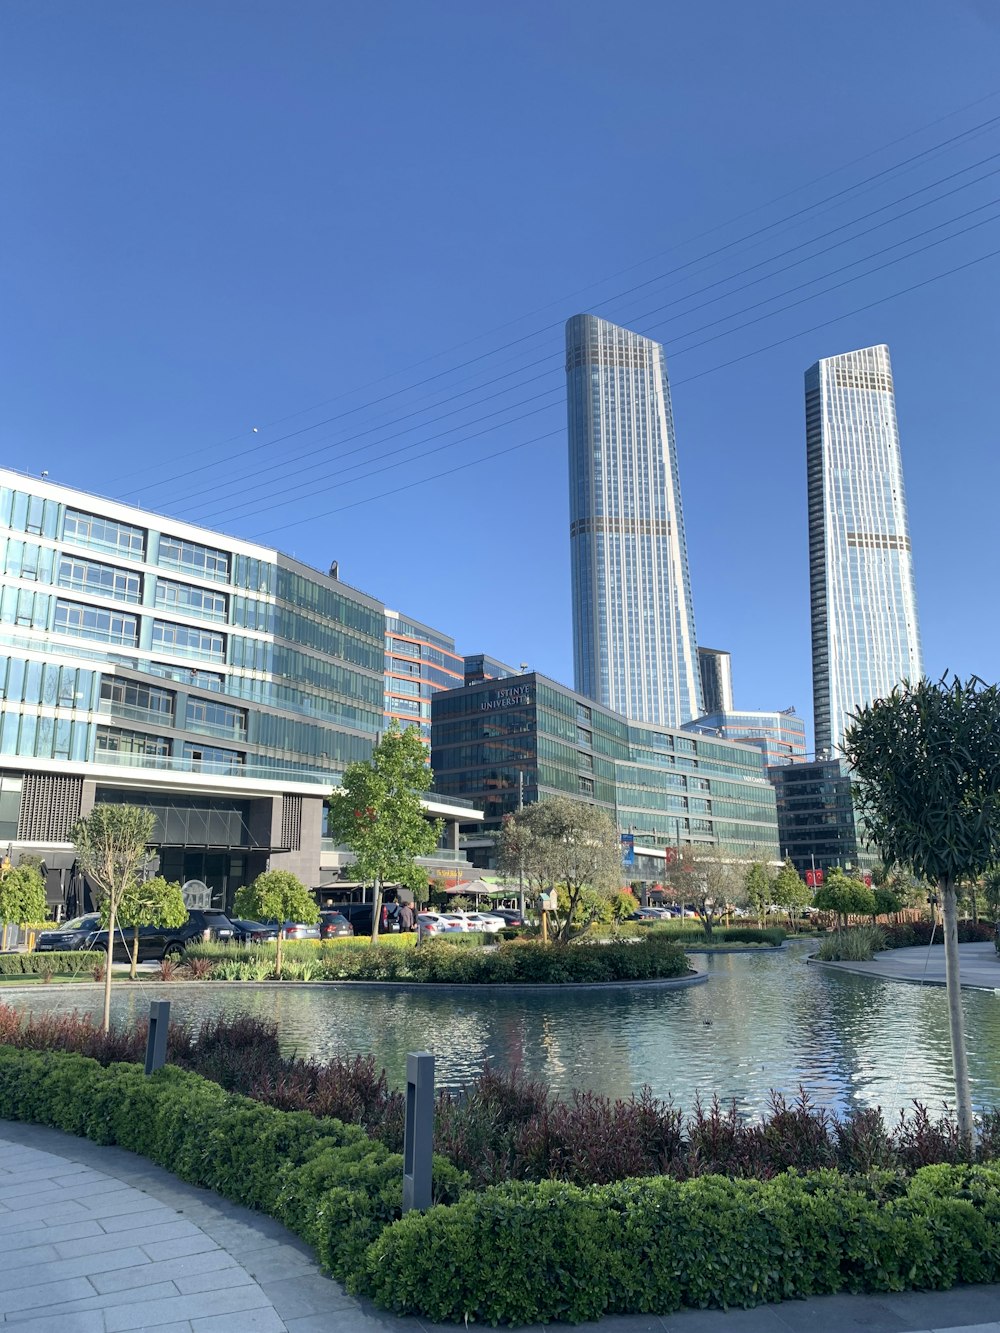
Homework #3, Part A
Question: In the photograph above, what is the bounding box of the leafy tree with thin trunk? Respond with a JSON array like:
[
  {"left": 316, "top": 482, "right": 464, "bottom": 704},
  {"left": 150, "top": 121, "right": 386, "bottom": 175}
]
[
  {"left": 326, "top": 723, "right": 441, "bottom": 942},
  {"left": 773, "top": 859, "right": 812, "bottom": 931},
  {"left": 107, "top": 876, "right": 188, "bottom": 980},
  {"left": 744, "top": 861, "right": 773, "bottom": 928},
  {"left": 233, "top": 869, "right": 318, "bottom": 978},
  {"left": 662, "top": 851, "right": 745, "bottom": 939},
  {"left": 0, "top": 863, "right": 48, "bottom": 948},
  {"left": 73, "top": 804, "right": 156, "bottom": 1032},
  {"left": 844, "top": 673, "right": 1000, "bottom": 1150},
  {"left": 497, "top": 796, "right": 621, "bottom": 943},
  {"left": 813, "top": 867, "right": 875, "bottom": 931}
]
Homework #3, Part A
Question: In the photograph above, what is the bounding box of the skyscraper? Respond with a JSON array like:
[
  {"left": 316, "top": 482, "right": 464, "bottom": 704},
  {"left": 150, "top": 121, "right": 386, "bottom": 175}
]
[
  {"left": 566, "top": 314, "right": 701, "bottom": 726},
  {"left": 805, "top": 344, "right": 922, "bottom": 756},
  {"left": 698, "top": 647, "right": 734, "bottom": 715}
]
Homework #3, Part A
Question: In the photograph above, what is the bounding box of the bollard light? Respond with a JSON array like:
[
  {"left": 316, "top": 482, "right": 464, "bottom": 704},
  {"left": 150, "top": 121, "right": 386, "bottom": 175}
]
[
  {"left": 402, "top": 1050, "right": 434, "bottom": 1212},
  {"left": 144, "top": 999, "right": 171, "bottom": 1075}
]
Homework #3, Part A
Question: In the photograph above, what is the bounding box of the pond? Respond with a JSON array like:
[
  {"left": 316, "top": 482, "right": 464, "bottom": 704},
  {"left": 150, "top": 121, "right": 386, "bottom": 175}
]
[{"left": 7, "top": 941, "right": 1000, "bottom": 1118}]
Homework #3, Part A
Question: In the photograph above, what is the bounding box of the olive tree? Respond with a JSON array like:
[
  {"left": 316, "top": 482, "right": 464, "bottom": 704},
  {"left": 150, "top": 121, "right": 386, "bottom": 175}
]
[
  {"left": 772, "top": 859, "right": 812, "bottom": 931},
  {"left": 73, "top": 804, "right": 156, "bottom": 1031},
  {"left": 744, "top": 860, "right": 773, "bottom": 928},
  {"left": 497, "top": 795, "right": 621, "bottom": 943},
  {"left": 662, "top": 850, "right": 745, "bottom": 939},
  {"left": 844, "top": 673, "right": 1000, "bottom": 1148},
  {"left": 233, "top": 869, "right": 318, "bottom": 978}
]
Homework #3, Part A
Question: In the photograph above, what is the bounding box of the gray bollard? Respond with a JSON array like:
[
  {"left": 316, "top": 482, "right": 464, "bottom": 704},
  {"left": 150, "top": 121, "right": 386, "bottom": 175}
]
[
  {"left": 402, "top": 1051, "right": 434, "bottom": 1212},
  {"left": 144, "top": 1000, "right": 171, "bottom": 1075}
]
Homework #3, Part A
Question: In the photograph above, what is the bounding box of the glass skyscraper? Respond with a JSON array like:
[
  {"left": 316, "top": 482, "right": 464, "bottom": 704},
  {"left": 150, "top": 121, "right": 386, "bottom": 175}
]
[
  {"left": 805, "top": 344, "right": 922, "bottom": 756},
  {"left": 566, "top": 314, "right": 701, "bottom": 727}
]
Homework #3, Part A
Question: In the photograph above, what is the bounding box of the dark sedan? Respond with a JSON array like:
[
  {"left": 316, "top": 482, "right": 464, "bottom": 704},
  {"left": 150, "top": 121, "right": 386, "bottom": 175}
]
[
  {"left": 319, "top": 911, "right": 354, "bottom": 939},
  {"left": 230, "top": 919, "right": 279, "bottom": 944},
  {"left": 35, "top": 915, "right": 102, "bottom": 952}
]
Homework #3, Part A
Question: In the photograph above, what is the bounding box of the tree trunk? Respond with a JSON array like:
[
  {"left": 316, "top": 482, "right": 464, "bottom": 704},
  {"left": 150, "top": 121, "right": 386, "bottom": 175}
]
[
  {"left": 370, "top": 881, "right": 382, "bottom": 942},
  {"left": 275, "top": 930, "right": 283, "bottom": 979},
  {"left": 102, "top": 900, "right": 115, "bottom": 1033},
  {"left": 941, "top": 875, "right": 976, "bottom": 1151},
  {"left": 130, "top": 925, "right": 139, "bottom": 981}
]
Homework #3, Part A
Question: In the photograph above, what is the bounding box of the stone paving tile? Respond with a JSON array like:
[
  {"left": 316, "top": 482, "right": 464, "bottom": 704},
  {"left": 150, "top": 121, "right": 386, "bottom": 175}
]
[
  {"left": 190, "top": 1311, "right": 287, "bottom": 1332},
  {"left": 0, "top": 1277, "right": 97, "bottom": 1316},
  {"left": 102, "top": 1282, "right": 276, "bottom": 1331},
  {"left": 80, "top": 1189, "right": 184, "bottom": 1220},
  {"left": 173, "top": 1265, "right": 260, "bottom": 1295},
  {"left": 281, "top": 1308, "right": 425, "bottom": 1332},
  {"left": 90, "top": 1248, "right": 243, "bottom": 1294},
  {"left": 0, "top": 1218, "right": 105, "bottom": 1253},
  {"left": 98, "top": 1204, "right": 192, "bottom": 1233},
  {"left": 238, "top": 1241, "right": 321, "bottom": 1283},
  {"left": 32, "top": 1280, "right": 184, "bottom": 1319},
  {"left": 0, "top": 1199, "right": 93, "bottom": 1232},
  {"left": 138, "top": 1231, "right": 223, "bottom": 1261},
  {"left": 0, "top": 1243, "right": 61, "bottom": 1275},
  {"left": 0, "top": 1243, "right": 149, "bottom": 1290},
  {"left": 3, "top": 1310, "right": 108, "bottom": 1332},
  {"left": 262, "top": 1273, "right": 359, "bottom": 1319}
]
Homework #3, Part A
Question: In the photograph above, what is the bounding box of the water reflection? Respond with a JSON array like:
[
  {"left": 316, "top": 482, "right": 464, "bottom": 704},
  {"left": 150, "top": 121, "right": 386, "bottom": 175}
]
[{"left": 8, "top": 941, "right": 1000, "bottom": 1117}]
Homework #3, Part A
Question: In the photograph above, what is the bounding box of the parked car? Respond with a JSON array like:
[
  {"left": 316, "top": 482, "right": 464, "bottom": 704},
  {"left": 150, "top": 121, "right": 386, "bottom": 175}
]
[
  {"left": 416, "top": 912, "right": 464, "bottom": 936},
  {"left": 627, "top": 908, "right": 667, "bottom": 923},
  {"left": 461, "top": 912, "right": 506, "bottom": 934},
  {"left": 230, "top": 919, "right": 279, "bottom": 944},
  {"left": 322, "top": 901, "right": 400, "bottom": 935},
  {"left": 489, "top": 908, "right": 525, "bottom": 928},
  {"left": 281, "top": 921, "right": 321, "bottom": 940},
  {"left": 35, "top": 914, "right": 102, "bottom": 952},
  {"left": 319, "top": 911, "right": 354, "bottom": 939},
  {"left": 89, "top": 908, "right": 236, "bottom": 962}
]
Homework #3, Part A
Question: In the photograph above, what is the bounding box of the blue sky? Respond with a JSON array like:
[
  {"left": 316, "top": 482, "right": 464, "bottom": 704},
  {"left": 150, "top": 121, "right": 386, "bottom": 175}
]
[{"left": 2, "top": 1, "right": 999, "bottom": 749}]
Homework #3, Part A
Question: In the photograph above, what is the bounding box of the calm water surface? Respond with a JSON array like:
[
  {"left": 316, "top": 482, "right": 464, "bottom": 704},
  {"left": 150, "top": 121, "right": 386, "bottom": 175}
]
[{"left": 9, "top": 941, "right": 1000, "bottom": 1117}]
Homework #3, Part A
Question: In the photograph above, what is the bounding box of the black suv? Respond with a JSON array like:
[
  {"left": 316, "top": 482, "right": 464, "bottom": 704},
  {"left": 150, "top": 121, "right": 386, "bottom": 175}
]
[
  {"left": 36, "top": 915, "right": 103, "bottom": 952},
  {"left": 323, "top": 901, "right": 400, "bottom": 936},
  {"left": 89, "top": 909, "right": 236, "bottom": 962}
]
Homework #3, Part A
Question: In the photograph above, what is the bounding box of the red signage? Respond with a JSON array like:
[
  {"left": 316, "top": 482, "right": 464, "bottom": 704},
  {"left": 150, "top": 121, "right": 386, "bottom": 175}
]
[
  {"left": 863, "top": 873, "right": 873, "bottom": 887},
  {"left": 805, "top": 868, "right": 824, "bottom": 887},
  {"left": 664, "top": 847, "right": 678, "bottom": 865}
]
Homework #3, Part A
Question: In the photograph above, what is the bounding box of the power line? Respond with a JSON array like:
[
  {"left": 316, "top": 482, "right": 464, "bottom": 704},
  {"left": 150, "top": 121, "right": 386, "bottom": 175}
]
[
  {"left": 116, "top": 104, "right": 1000, "bottom": 497},
  {"left": 172, "top": 153, "right": 1000, "bottom": 521},
  {"left": 185, "top": 196, "right": 1000, "bottom": 527},
  {"left": 249, "top": 243, "right": 1000, "bottom": 537}
]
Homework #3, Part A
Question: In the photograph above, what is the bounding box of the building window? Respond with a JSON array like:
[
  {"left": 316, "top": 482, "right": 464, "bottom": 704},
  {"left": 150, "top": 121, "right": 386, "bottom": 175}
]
[
  {"left": 151, "top": 619, "right": 225, "bottom": 661},
  {"left": 54, "top": 599, "right": 139, "bottom": 647},
  {"left": 96, "top": 725, "right": 171, "bottom": 763},
  {"left": 58, "top": 556, "right": 142, "bottom": 604},
  {"left": 100, "top": 676, "right": 175, "bottom": 724},
  {"left": 183, "top": 742, "right": 245, "bottom": 775},
  {"left": 154, "top": 577, "right": 228, "bottom": 621},
  {"left": 158, "top": 535, "right": 230, "bottom": 582},
  {"left": 185, "top": 697, "right": 247, "bottom": 739},
  {"left": 579, "top": 775, "right": 595, "bottom": 795},
  {"left": 64, "top": 509, "right": 146, "bottom": 561},
  {"left": 148, "top": 662, "right": 225, "bottom": 692}
]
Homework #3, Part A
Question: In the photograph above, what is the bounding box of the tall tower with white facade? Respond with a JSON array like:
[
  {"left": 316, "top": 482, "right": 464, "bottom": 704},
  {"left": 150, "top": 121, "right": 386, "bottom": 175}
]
[
  {"left": 566, "top": 314, "right": 702, "bottom": 726},
  {"left": 806, "top": 344, "right": 922, "bottom": 756}
]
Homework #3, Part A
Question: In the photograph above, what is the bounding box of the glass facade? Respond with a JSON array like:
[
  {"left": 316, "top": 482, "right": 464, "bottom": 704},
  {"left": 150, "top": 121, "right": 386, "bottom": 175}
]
[
  {"left": 431, "top": 673, "right": 779, "bottom": 866},
  {"left": 0, "top": 470, "right": 385, "bottom": 788},
  {"left": 806, "top": 345, "right": 922, "bottom": 756},
  {"left": 384, "top": 611, "right": 464, "bottom": 742},
  {"left": 768, "top": 758, "right": 864, "bottom": 877},
  {"left": 684, "top": 709, "right": 807, "bottom": 769},
  {"left": 698, "top": 648, "right": 733, "bottom": 715},
  {"left": 566, "top": 314, "right": 702, "bottom": 728}
]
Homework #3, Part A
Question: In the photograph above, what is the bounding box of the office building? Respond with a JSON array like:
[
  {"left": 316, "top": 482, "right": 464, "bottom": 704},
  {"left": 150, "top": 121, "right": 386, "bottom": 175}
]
[
  {"left": 698, "top": 648, "right": 734, "bottom": 715},
  {"left": 685, "top": 707, "right": 807, "bottom": 768},
  {"left": 463, "top": 653, "right": 518, "bottom": 685},
  {"left": 768, "top": 758, "right": 868, "bottom": 878},
  {"left": 384, "top": 610, "right": 464, "bottom": 743},
  {"left": 0, "top": 470, "right": 478, "bottom": 909},
  {"left": 431, "top": 672, "right": 780, "bottom": 875},
  {"left": 566, "top": 314, "right": 702, "bottom": 728},
  {"left": 806, "top": 345, "right": 922, "bottom": 756}
]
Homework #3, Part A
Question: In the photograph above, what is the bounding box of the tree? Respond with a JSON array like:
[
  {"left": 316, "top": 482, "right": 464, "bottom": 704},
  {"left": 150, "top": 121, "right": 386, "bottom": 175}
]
[
  {"left": 610, "top": 887, "right": 639, "bottom": 930},
  {"left": 109, "top": 876, "right": 188, "bottom": 981},
  {"left": 73, "top": 804, "right": 156, "bottom": 1032},
  {"left": 813, "top": 867, "right": 875, "bottom": 931},
  {"left": 0, "top": 863, "right": 47, "bottom": 948},
  {"left": 662, "top": 851, "right": 745, "bottom": 939},
  {"left": 844, "top": 673, "right": 1000, "bottom": 1149},
  {"left": 326, "top": 723, "right": 441, "bottom": 942},
  {"left": 744, "top": 861, "right": 773, "bottom": 928},
  {"left": 233, "top": 869, "right": 318, "bottom": 978},
  {"left": 772, "top": 859, "right": 812, "bottom": 931},
  {"left": 497, "top": 796, "right": 621, "bottom": 943},
  {"left": 873, "top": 884, "right": 905, "bottom": 921}
]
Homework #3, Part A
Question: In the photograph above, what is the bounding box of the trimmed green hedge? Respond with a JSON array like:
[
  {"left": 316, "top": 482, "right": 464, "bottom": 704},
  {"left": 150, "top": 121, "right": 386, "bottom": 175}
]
[
  {"left": 187, "top": 935, "right": 690, "bottom": 984},
  {"left": 0, "top": 1045, "right": 467, "bottom": 1283},
  {"left": 0, "top": 951, "right": 97, "bottom": 976},
  {"left": 364, "top": 1166, "right": 1000, "bottom": 1325}
]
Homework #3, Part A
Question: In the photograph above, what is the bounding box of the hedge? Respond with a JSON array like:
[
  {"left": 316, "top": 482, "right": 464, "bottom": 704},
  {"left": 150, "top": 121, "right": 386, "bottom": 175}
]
[
  {"left": 363, "top": 1166, "right": 1000, "bottom": 1325},
  {"left": 0, "top": 1045, "right": 467, "bottom": 1283},
  {"left": 186, "top": 934, "right": 690, "bottom": 984},
  {"left": 0, "top": 951, "right": 99, "bottom": 976}
]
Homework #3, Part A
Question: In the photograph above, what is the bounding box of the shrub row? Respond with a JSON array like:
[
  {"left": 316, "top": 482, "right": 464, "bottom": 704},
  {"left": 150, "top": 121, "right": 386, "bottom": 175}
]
[
  {"left": 0, "top": 1044, "right": 467, "bottom": 1285},
  {"left": 182, "top": 935, "right": 691, "bottom": 985},
  {"left": 4, "top": 1006, "right": 999, "bottom": 1191},
  {"left": 883, "top": 920, "right": 995, "bottom": 947},
  {"left": 609, "top": 923, "right": 786, "bottom": 946},
  {"left": 0, "top": 951, "right": 97, "bottom": 976},
  {"left": 363, "top": 1165, "right": 1000, "bottom": 1325}
]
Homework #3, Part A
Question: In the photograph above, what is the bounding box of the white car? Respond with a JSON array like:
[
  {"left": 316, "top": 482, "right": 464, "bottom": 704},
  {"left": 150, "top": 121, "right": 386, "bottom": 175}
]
[
  {"left": 440, "top": 912, "right": 477, "bottom": 932},
  {"left": 462, "top": 912, "right": 506, "bottom": 934},
  {"left": 416, "top": 912, "right": 464, "bottom": 936}
]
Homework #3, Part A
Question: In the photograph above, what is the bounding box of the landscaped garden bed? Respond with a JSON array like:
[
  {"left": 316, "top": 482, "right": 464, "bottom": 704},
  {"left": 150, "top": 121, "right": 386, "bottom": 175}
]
[{"left": 1, "top": 1011, "right": 1000, "bottom": 1325}]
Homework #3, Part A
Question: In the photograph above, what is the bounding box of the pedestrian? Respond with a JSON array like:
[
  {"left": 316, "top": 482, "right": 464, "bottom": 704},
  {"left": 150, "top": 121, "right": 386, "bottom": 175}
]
[{"left": 399, "top": 901, "right": 414, "bottom": 932}]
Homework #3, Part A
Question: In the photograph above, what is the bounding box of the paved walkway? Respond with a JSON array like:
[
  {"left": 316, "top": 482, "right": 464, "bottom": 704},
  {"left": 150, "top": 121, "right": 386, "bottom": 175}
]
[
  {"left": 2, "top": 1121, "right": 1000, "bottom": 1332},
  {"left": 810, "top": 940, "right": 1000, "bottom": 990}
]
